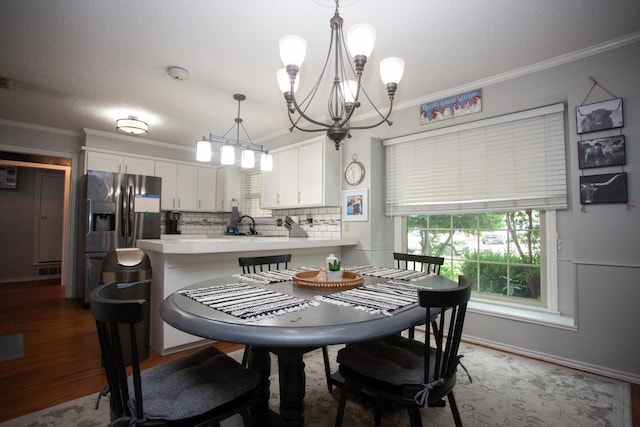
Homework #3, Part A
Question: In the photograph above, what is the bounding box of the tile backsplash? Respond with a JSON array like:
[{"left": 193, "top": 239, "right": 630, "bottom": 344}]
[{"left": 162, "top": 207, "right": 341, "bottom": 238}]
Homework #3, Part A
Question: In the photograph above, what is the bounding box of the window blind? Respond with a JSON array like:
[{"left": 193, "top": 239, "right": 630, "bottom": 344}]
[
  {"left": 384, "top": 103, "right": 567, "bottom": 215},
  {"left": 241, "top": 170, "right": 271, "bottom": 218}
]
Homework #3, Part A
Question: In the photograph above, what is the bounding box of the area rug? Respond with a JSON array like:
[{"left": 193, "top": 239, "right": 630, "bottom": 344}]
[{"left": 0, "top": 342, "right": 630, "bottom": 426}]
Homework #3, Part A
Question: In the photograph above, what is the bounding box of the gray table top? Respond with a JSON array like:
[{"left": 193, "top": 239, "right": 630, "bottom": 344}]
[{"left": 160, "top": 272, "right": 457, "bottom": 349}]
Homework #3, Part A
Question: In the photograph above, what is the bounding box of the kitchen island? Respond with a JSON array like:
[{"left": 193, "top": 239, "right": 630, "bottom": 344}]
[{"left": 137, "top": 235, "right": 359, "bottom": 354}]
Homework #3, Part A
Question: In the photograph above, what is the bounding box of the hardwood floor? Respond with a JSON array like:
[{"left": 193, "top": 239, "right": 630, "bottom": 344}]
[
  {"left": 0, "top": 280, "right": 243, "bottom": 423},
  {"left": 0, "top": 279, "right": 638, "bottom": 426}
]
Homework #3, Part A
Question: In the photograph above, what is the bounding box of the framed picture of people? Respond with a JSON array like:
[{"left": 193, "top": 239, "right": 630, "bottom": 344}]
[
  {"left": 579, "top": 173, "right": 627, "bottom": 204},
  {"left": 578, "top": 135, "right": 626, "bottom": 169},
  {"left": 575, "top": 98, "right": 623, "bottom": 134},
  {"left": 342, "top": 189, "right": 368, "bottom": 221}
]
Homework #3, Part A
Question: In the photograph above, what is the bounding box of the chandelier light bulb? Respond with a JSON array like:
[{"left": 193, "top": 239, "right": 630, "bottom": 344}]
[
  {"left": 380, "top": 57, "right": 406, "bottom": 85},
  {"left": 279, "top": 35, "right": 307, "bottom": 67},
  {"left": 347, "top": 23, "right": 376, "bottom": 58}
]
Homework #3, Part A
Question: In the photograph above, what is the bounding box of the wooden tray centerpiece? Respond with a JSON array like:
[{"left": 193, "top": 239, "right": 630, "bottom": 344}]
[{"left": 292, "top": 269, "right": 364, "bottom": 290}]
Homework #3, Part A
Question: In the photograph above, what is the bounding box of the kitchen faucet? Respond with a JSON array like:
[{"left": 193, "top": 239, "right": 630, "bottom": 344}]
[{"left": 237, "top": 215, "right": 257, "bottom": 235}]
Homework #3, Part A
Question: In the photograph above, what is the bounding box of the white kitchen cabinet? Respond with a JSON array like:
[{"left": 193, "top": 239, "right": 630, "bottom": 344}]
[
  {"left": 196, "top": 167, "right": 217, "bottom": 211},
  {"left": 155, "top": 161, "right": 197, "bottom": 211},
  {"left": 155, "top": 161, "right": 221, "bottom": 212},
  {"left": 261, "top": 154, "right": 282, "bottom": 207},
  {"left": 85, "top": 151, "right": 155, "bottom": 176},
  {"left": 175, "top": 165, "right": 198, "bottom": 211},
  {"left": 215, "top": 168, "right": 241, "bottom": 212},
  {"left": 260, "top": 136, "right": 340, "bottom": 209}
]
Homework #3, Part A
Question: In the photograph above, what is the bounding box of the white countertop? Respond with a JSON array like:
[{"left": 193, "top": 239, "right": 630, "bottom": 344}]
[{"left": 137, "top": 235, "right": 359, "bottom": 254}]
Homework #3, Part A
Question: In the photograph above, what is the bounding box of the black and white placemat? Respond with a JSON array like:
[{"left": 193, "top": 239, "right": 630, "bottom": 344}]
[
  {"left": 347, "top": 265, "right": 430, "bottom": 281},
  {"left": 233, "top": 267, "right": 313, "bottom": 284},
  {"left": 315, "top": 280, "right": 420, "bottom": 315},
  {"left": 179, "top": 282, "right": 319, "bottom": 321}
]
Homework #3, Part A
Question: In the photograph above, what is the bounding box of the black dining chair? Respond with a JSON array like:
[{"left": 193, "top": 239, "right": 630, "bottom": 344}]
[
  {"left": 237, "top": 254, "right": 335, "bottom": 393},
  {"left": 334, "top": 275, "right": 472, "bottom": 427},
  {"left": 394, "top": 252, "right": 445, "bottom": 339},
  {"left": 238, "top": 253, "right": 292, "bottom": 273},
  {"left": 394, "top": 252, "right": 444, "bottom": 275},
  {"left": 90, "top": 281, "right": 260, "bottom": 426}
]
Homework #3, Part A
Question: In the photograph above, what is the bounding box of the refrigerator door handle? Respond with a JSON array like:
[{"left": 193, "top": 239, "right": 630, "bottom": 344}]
[
  {"left": 128, "top": 185, "right": 134, "bottom": 239},
  {"left": 120, "top": 185, "right": 126, "bottom": 238},
  {"left": 86, "top": 198, "right": 92, "bottom": 237}
]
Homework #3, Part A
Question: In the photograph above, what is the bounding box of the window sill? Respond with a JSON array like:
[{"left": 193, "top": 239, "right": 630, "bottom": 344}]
[{"left": 467, "top": 300, "right": 576, "bottom": 331}]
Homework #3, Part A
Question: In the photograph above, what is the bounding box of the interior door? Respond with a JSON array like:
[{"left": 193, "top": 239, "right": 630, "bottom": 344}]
[{"left": 35, "top": 172, "right": 64, "bottom": 263}]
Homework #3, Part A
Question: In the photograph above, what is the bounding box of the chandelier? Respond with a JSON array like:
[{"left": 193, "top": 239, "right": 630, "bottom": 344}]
[
  {"left": 196, "top": 94, "right": 273, "bottom": 171},
  {"left": 276, "top": 0, "right": 405, "bottom": 150}
]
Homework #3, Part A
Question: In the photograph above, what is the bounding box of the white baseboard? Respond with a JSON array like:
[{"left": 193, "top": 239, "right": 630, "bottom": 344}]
[{"left": 462, "top": 334, "right": 639, "bottom": 385}]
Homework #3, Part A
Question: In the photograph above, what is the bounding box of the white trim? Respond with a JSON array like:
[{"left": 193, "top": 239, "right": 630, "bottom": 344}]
[
  {"left": 392, "top": 32, "right": 640, "bottom": 118},
  {"left": 0, "top": 118, "right": 81, "bottom": 137},
  {"left": 82, "top": 128, "right": 194, "bottom": 152},
  {"left": 463, "top": 334, "right": 639, "bottom": 387}
]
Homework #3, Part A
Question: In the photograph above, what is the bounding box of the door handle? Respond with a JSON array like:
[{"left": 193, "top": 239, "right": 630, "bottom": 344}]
[{"left": 41, "top": 215, "right": 48, "bottom": 220}]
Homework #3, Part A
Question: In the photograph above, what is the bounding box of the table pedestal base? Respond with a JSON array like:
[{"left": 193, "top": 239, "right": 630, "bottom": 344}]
[{"left": 247, "top": 346, "right": 320, "bottom": 427}]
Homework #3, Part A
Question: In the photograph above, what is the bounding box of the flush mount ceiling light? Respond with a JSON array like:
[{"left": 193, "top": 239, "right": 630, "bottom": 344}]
[
  {"left": 196, "top": 94, "right": 273, "bottom": 171},
  {"left": 277, "top": 0, "right": 405, "bottom": 150},
  {"left": 116, "top": 116, "right": 149, "bottom": 136}
]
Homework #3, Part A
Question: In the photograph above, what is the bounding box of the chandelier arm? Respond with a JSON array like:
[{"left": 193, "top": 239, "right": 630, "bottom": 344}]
[{"left": 349, "top": 99, "right": 396, "bottom": 130}]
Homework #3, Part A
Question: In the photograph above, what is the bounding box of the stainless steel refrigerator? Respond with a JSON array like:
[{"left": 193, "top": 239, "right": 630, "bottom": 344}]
[{"left": 76, "top": 170, "right": 161, "bottom": 305}]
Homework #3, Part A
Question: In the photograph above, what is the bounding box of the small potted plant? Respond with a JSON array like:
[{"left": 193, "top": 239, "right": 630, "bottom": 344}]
[{"left": 327, "top": 258, "right": 342, "bottom": 281}]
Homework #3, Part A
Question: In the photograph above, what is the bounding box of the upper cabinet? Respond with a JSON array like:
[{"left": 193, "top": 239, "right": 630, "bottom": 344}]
[
  {"left": 215, "top": 168, "right": 241, "bottom": 212},
  {"left": 85, "top": 151, "right": 155, "bottom": 176},
  {"left": 196, "top": 167, "right": 217, "bottom": 212},
  {"left": 155, "top": 161, "right": 197, "bottom": 211},
  {"left": 260, "top": 136, "right": 340, "bottom": 209}
]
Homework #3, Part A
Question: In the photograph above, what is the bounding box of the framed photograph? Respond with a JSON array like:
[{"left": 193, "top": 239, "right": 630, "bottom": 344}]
[
  {"left": 576, "top": 98, "right": 623, "bottom": 134},
  {"left": 342, "top": 188, "right": 368, "bottom": 222},
  {"left": 578, "top": 135, "right": 626, "bottom": 169},
  {"left": 0, "top": 166, "right": 17, "bottom": 189},
  {"left": 580, "top": 173, "right": 627, "bottom": 204}
]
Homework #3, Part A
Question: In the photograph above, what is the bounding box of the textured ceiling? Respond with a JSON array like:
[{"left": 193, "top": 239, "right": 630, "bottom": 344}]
[{"left": 1, "top": 0, "right": 639, "bottom": 153}]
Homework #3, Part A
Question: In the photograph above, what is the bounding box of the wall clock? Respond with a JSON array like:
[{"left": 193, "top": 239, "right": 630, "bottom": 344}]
[{"left": 344, "top": 155, "right": 365, "bottom": 186}]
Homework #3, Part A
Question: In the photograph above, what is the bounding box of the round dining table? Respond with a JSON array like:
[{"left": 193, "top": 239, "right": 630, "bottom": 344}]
[{"left": 160, "top": 270, "right": 458, "bottom": 427}]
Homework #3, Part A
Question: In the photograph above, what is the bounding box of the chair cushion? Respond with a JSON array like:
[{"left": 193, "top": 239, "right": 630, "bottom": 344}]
[
  {"left": 129, "top": 346, "right": 259, "bottom": 421},
  {"left": 337, "top": 334, "right": 431, "bottom": 386}
]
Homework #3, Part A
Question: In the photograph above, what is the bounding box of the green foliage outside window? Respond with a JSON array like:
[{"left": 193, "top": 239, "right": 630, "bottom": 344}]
[{"left": 407, "top": 210, "right": 542, "bottom": 301}]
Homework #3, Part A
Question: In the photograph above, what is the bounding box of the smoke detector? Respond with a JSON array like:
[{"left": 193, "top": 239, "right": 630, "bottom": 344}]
[{"left": 167, "top": 66, "right": 190, "bottom": 81}]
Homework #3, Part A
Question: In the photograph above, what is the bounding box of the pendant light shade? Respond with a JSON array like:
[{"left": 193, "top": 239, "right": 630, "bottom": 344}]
[
  {"left": 347, "top": 23, "right": 376, "bottom": 58},
  {"left": 279, "top": 35, "right": 307, "bottom": 67},
  {"left": 241, "top": 149, "right": 255, "bottom": 168},
  {"left": 380, "top": 57, "right": 406, "bottom": 85},
  {"left": 196, "top": 140, "right": 212, "bottom": 162},
  {"left": 220, "top": 145, "right": 235, "bottom": 165}
]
